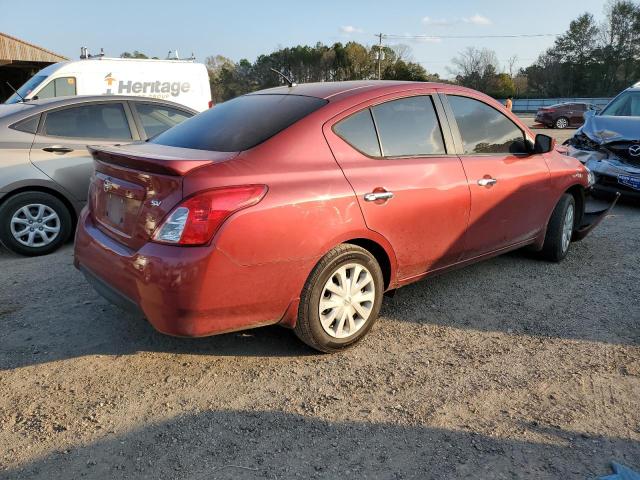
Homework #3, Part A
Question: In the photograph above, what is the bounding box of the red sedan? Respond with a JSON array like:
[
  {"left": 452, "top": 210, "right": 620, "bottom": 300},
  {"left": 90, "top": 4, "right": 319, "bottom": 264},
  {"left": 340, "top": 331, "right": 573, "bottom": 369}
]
[{"left": 74, "top": 81, "right": 615, "bottom": 352}]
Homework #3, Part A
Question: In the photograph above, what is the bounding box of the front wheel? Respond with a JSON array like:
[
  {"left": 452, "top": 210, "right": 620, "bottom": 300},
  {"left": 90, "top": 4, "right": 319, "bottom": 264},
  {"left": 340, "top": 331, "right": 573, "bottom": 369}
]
[
  {"left": 295, "top": 244, "right": 384, "bottom": 353},
  {"left": 0, "top": 191, "right": 72, "bottom": 256},
  {"left": 554, "top": 116, "right": 569, "bottom": 129},
  {"left": 540, "top": 194, "right": 576, "bottom": 262}
]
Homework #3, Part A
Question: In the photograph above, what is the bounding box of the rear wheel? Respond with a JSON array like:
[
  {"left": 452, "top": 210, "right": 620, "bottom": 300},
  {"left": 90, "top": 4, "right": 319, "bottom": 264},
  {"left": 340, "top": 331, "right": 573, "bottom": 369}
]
[
  {"left": 554, "top": 116, "right": 569, "bottom": 129},
  {"left": 0, "top": 191, "right": 72, "bottom": 256},
  {"left": 540, "top": 194, "right": 575, "bottom": 262},
  {"left": 295, "top": 244, "right": 384, "bottom": 353}
]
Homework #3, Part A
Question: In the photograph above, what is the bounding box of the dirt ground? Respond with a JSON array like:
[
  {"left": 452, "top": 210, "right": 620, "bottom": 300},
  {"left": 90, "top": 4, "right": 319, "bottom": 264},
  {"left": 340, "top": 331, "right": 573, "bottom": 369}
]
[{"left": 0, "top": 120, "right": 639, "bottom": 479}]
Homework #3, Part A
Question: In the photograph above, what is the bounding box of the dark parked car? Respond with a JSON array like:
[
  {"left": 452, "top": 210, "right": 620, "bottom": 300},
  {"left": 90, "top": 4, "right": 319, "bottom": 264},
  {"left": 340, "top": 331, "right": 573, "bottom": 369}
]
[
  {"left": 535, "top": 102, "right": 600, "bottom": 129},
  {"left": 0, "top": 96, "right": 196, "bottom": 256}
]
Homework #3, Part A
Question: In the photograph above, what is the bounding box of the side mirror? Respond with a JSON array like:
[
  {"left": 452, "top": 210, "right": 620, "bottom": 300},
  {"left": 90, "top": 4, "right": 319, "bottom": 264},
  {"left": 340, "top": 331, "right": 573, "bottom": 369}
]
[
  {"left": 534, "top": 133, "right": 555, "bottom": 154},
  {"left": 584, "top": 109, "right": 596, "bottom": 120}
]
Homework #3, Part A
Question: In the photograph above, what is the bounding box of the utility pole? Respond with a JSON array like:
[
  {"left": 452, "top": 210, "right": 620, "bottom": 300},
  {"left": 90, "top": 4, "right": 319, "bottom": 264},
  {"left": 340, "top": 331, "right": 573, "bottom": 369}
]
[{"left": 376, "top": 33, "right": 383, "bottom": 80}]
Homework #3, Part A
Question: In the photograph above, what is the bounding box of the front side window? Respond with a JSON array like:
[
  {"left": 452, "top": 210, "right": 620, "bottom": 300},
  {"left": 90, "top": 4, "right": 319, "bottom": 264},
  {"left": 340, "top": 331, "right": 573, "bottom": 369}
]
[
  {"left": 333, "top": 109, "right": 381, "bottom": 157},
  {"left": 43, "top": 103, "right": 131, "bottom": 139},
  {"left": 134, "top": 103, "right": 193, "bottom": 138},
  {"left": 601, "top": 91, "right": 640, "bottom": 117},
  {"left": 36, "top": 77, "right": 77, "bottom": 100},
  {"left": 448, "top": 95, "right": 525, "bottom": 155},
  {"left": 371, "top": 96, "right": 446, "bottom": 157},
  {"left": 151, "top": 94, "right": 327, "bottom": 152}
]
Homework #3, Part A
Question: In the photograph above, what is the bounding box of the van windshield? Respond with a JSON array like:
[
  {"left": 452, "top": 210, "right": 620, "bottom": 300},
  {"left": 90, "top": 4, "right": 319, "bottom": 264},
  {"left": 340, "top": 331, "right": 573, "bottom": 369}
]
[
  {"left": 5, "top": 75, "right": 47, "bottom": 104},
  {"left": 150, "top": 94, "right": 328, "bottom": 152}
]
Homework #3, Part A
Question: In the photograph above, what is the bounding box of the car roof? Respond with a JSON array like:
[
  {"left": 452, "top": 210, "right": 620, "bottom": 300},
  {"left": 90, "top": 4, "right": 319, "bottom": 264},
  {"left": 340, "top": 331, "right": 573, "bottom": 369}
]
[
  {"left": 250, "top": 80, "right": 447, "bottom": 102},
  {"left": 2, "top": 95, "right": 197, "bottom": 115}
]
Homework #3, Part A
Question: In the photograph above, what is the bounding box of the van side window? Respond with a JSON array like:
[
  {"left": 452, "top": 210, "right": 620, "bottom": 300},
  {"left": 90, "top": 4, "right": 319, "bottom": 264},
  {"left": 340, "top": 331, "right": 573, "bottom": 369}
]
[
  {"left": 36, "top": 77, "right": 77, "bottom": 99},
  {"left": 448, "top": 95, "right": 526, "bottom": 155},
  {"left": 43, "top": 103, "right": 132, "bottom": 139}
]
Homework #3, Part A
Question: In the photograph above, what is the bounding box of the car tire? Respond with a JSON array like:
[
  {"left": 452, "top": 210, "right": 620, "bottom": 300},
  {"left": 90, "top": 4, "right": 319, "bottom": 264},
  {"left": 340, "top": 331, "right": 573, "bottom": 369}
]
[
  {"left": 0, "top": 191, "right": 73, "bottom": 256},
  {"left": 540, "top": 194, "right": 575, "bottom": 263},
  {"left": 295, "top": 244, "right": 384, "bottom": 353},
  {"left": 554, "top": 117, "right": 569, "bottom": 129}
]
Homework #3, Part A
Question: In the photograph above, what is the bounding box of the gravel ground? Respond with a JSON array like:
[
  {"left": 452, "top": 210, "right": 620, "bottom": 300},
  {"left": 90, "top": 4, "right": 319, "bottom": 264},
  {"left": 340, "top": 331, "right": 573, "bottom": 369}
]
[{"left": 0, "top": 121, "right": 638, "bottom": 479}]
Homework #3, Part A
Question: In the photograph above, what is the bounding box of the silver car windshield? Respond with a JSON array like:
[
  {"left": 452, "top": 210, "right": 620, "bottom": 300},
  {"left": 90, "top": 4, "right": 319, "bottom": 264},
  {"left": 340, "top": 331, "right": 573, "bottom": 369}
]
[{"left": 5, "top": 75, "right": 47, "bottom": 104}]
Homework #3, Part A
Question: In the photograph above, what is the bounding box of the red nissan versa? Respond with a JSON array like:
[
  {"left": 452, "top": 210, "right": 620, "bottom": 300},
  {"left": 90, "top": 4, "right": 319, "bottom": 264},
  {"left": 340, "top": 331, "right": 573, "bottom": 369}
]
[{"left": 74, "top": 81, "right": 617, "bottom": 352}]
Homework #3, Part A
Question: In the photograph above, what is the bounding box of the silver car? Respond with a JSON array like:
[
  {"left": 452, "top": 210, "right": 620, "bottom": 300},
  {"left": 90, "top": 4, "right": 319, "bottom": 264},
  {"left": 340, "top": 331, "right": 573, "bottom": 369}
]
[{"left": 0, "top": 96, "right": 196, "bottom": 256}]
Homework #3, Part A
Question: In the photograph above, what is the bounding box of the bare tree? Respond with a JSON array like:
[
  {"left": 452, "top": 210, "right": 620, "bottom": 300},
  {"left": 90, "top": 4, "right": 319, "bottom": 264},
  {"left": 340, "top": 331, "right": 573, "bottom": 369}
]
[{"left": 449, "top": 47, "right": 500, "bottom": 91}]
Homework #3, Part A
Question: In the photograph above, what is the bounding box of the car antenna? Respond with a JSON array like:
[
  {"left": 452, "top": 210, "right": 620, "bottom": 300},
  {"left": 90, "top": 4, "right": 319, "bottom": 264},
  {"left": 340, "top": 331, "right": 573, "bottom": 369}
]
[
  {"left": 270, "top": 68, "right": 297, "bottom": 88},
  {"left": 5, "top": 81, "right": 27, "bottom": 102}
]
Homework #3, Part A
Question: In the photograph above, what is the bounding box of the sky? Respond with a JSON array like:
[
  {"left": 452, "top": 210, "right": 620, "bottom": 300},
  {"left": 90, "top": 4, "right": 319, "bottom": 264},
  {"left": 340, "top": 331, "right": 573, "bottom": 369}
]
[{"left": 1, "top": 0, "right": 611, "bottom": 78}]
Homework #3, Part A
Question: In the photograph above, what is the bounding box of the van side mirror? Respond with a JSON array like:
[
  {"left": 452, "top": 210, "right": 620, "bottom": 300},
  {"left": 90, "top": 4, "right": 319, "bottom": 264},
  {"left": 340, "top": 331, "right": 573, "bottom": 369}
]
[
  {"left": 534, "top": 134, "right": 554, "bottom": 154},
  {"left": 584, "top": 109, "right": 596, "bottom": 120}
]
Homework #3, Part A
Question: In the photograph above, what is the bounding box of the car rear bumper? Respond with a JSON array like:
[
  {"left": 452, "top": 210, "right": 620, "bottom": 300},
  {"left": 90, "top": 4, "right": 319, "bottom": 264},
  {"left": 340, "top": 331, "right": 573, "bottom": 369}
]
[{"left": 74, "top": 208, "right": 297, "bottom": 337}]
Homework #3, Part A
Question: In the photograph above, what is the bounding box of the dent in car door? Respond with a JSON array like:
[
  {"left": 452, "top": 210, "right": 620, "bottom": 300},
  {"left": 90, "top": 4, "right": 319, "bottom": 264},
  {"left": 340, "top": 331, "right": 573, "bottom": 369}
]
[
  {"left": 441, "top": 93, "right": 552, "bottom": 258},
  {"left": 324, "top": 94, "right": 470, "bottom": 281},
  {"left": 29, "top": 102, "right": 138, "bottom": 202}
]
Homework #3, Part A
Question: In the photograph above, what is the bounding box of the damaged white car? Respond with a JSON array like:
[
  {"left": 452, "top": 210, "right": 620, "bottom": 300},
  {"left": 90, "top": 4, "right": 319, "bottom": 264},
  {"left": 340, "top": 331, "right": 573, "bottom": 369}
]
[{"left": 565, "top": 83, "right": 640, "bottom": 198}]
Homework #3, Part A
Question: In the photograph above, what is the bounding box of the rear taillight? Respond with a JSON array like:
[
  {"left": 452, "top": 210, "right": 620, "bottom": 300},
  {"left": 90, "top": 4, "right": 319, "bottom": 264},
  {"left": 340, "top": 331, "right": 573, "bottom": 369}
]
[
  {"left": 208, "top": 100, "right": 214, "bottom": 108},
  {"left": 152, "top": 185, "right": 267, "bottom": 246}
]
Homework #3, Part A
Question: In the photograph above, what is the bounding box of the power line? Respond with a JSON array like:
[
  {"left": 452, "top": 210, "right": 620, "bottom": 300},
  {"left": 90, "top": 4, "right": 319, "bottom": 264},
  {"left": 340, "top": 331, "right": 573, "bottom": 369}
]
[{"left": 380, "top": 33, "right": 559, "bottom": 40}]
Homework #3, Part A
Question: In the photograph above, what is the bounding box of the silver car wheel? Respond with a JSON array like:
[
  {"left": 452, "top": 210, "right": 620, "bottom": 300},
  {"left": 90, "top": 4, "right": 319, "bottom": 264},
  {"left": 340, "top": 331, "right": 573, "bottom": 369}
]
[
  {"left": 10, "top": 204, "right": 61, "bottom": 248},
  {"left": 318, "top": 263, "right": 375, "bottom": 339},
  {"left": 555, "top": 117, "right": 569, "bottom": 129},
  {"left": 561, "top": 203, "right": 574, "bottom": 253}
]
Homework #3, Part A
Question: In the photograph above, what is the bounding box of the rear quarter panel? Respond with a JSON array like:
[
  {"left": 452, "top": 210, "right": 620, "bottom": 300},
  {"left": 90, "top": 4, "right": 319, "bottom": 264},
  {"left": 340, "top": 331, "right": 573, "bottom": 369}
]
[{"left": 180, "top": 108, "right": 397, "bottom": 329}]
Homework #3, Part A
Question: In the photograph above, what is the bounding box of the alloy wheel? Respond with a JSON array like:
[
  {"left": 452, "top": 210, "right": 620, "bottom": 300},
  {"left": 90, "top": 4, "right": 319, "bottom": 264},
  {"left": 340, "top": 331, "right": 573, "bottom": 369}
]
[
  {"left": 10, "top": 204, "right": 61, "bottom": 248},
  {"left": 561, "top": 203, "right": 574, "bottom": 253}
]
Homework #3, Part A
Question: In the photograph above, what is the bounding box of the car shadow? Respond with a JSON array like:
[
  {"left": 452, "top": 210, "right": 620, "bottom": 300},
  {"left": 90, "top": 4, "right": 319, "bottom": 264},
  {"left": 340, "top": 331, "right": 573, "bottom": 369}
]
[{"left": 3, "top": 409, "right": 638, "bottom": 479}]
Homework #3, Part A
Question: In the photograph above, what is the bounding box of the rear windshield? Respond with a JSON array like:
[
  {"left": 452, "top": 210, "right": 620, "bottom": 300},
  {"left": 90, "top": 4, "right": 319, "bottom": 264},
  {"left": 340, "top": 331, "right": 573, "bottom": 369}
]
[{"left": 151, "top": 94, "right": 328, "bottom": 152}]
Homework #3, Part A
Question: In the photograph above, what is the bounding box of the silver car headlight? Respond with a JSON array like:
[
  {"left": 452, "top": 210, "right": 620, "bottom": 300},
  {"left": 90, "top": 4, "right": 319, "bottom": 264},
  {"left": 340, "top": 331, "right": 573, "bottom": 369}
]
[{"left": 585, "top": 166, "right": 596, "bottom": 187}]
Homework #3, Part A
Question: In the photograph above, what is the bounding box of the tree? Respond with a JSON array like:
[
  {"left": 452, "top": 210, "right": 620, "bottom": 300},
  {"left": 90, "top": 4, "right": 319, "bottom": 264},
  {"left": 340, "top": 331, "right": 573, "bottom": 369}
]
[
  {"left": 204, "top": 42, "right": 435, "bottom": 102},
  {"left": 120, "top": 51, "right": 149, "bottom": 59},
  {"left": 449, "top": 47, "right": 500, "bottom": 92}
]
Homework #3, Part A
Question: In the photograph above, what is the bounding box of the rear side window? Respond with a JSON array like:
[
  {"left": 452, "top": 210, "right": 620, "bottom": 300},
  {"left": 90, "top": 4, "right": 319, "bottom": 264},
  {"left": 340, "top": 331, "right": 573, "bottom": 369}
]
[
  {"left": 371, "top": 96, "right": 446, "bottom": 156},
  {"left": 36, "top": 77, "right": 77, "bottom": 99},
  {"left": 10, "top": 115, "right": 39, "bottom": 134},
  {"left": 134, "top": 103, "right": 193, "bottom": 138},
  {"left": 448, "top": 95, "right": 525, "bottom": 155},
  {"left": 43, "top": 103, "right": 132, "bottom": 139},
  {"left": 151, "top": 94, "right": 328, "bottom": 151},
  {"left": 334, "top": 109, "right": 381, "bottom": 157}
]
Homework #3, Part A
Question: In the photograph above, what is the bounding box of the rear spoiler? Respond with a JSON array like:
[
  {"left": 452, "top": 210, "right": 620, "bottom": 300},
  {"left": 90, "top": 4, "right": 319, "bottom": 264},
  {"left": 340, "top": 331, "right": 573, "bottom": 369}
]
[{"left": 88, "top": 145, "right": 237, "bottom": 176}]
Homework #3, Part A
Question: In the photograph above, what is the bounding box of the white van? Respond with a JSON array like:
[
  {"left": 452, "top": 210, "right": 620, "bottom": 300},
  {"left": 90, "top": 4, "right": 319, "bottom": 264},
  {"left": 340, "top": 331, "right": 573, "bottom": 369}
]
[{"left": 5, "top": 57, "right": 212, "bottom": 112}]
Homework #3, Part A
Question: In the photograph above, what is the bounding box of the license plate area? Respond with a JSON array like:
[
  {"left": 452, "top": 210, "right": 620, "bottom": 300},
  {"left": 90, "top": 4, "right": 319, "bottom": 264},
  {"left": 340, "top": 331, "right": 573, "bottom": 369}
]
[
  {"left": 617, "top": 174, "right": 640, "bottom": 191},
  {"left": 105, "top": 194, "right": 126, "bottom": 227}
]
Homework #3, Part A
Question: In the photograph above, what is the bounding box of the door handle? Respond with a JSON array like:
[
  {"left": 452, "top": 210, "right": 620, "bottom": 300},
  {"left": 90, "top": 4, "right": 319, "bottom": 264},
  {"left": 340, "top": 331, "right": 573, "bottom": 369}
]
[
  {"left": 364, "top": 191, "right": 394, "bottom": 202},
  {"left": 477, "top": 178, "right": 498, "bottom": 187},
  {"left": 42, "top": 146, "right": 74, "bottom": 154}
]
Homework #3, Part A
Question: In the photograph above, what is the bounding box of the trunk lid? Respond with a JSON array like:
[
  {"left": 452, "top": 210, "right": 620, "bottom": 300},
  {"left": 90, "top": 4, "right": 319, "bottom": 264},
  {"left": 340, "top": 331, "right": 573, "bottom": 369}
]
[{"left": 88, "top": 143, "right": 238, "bottom": 250}]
